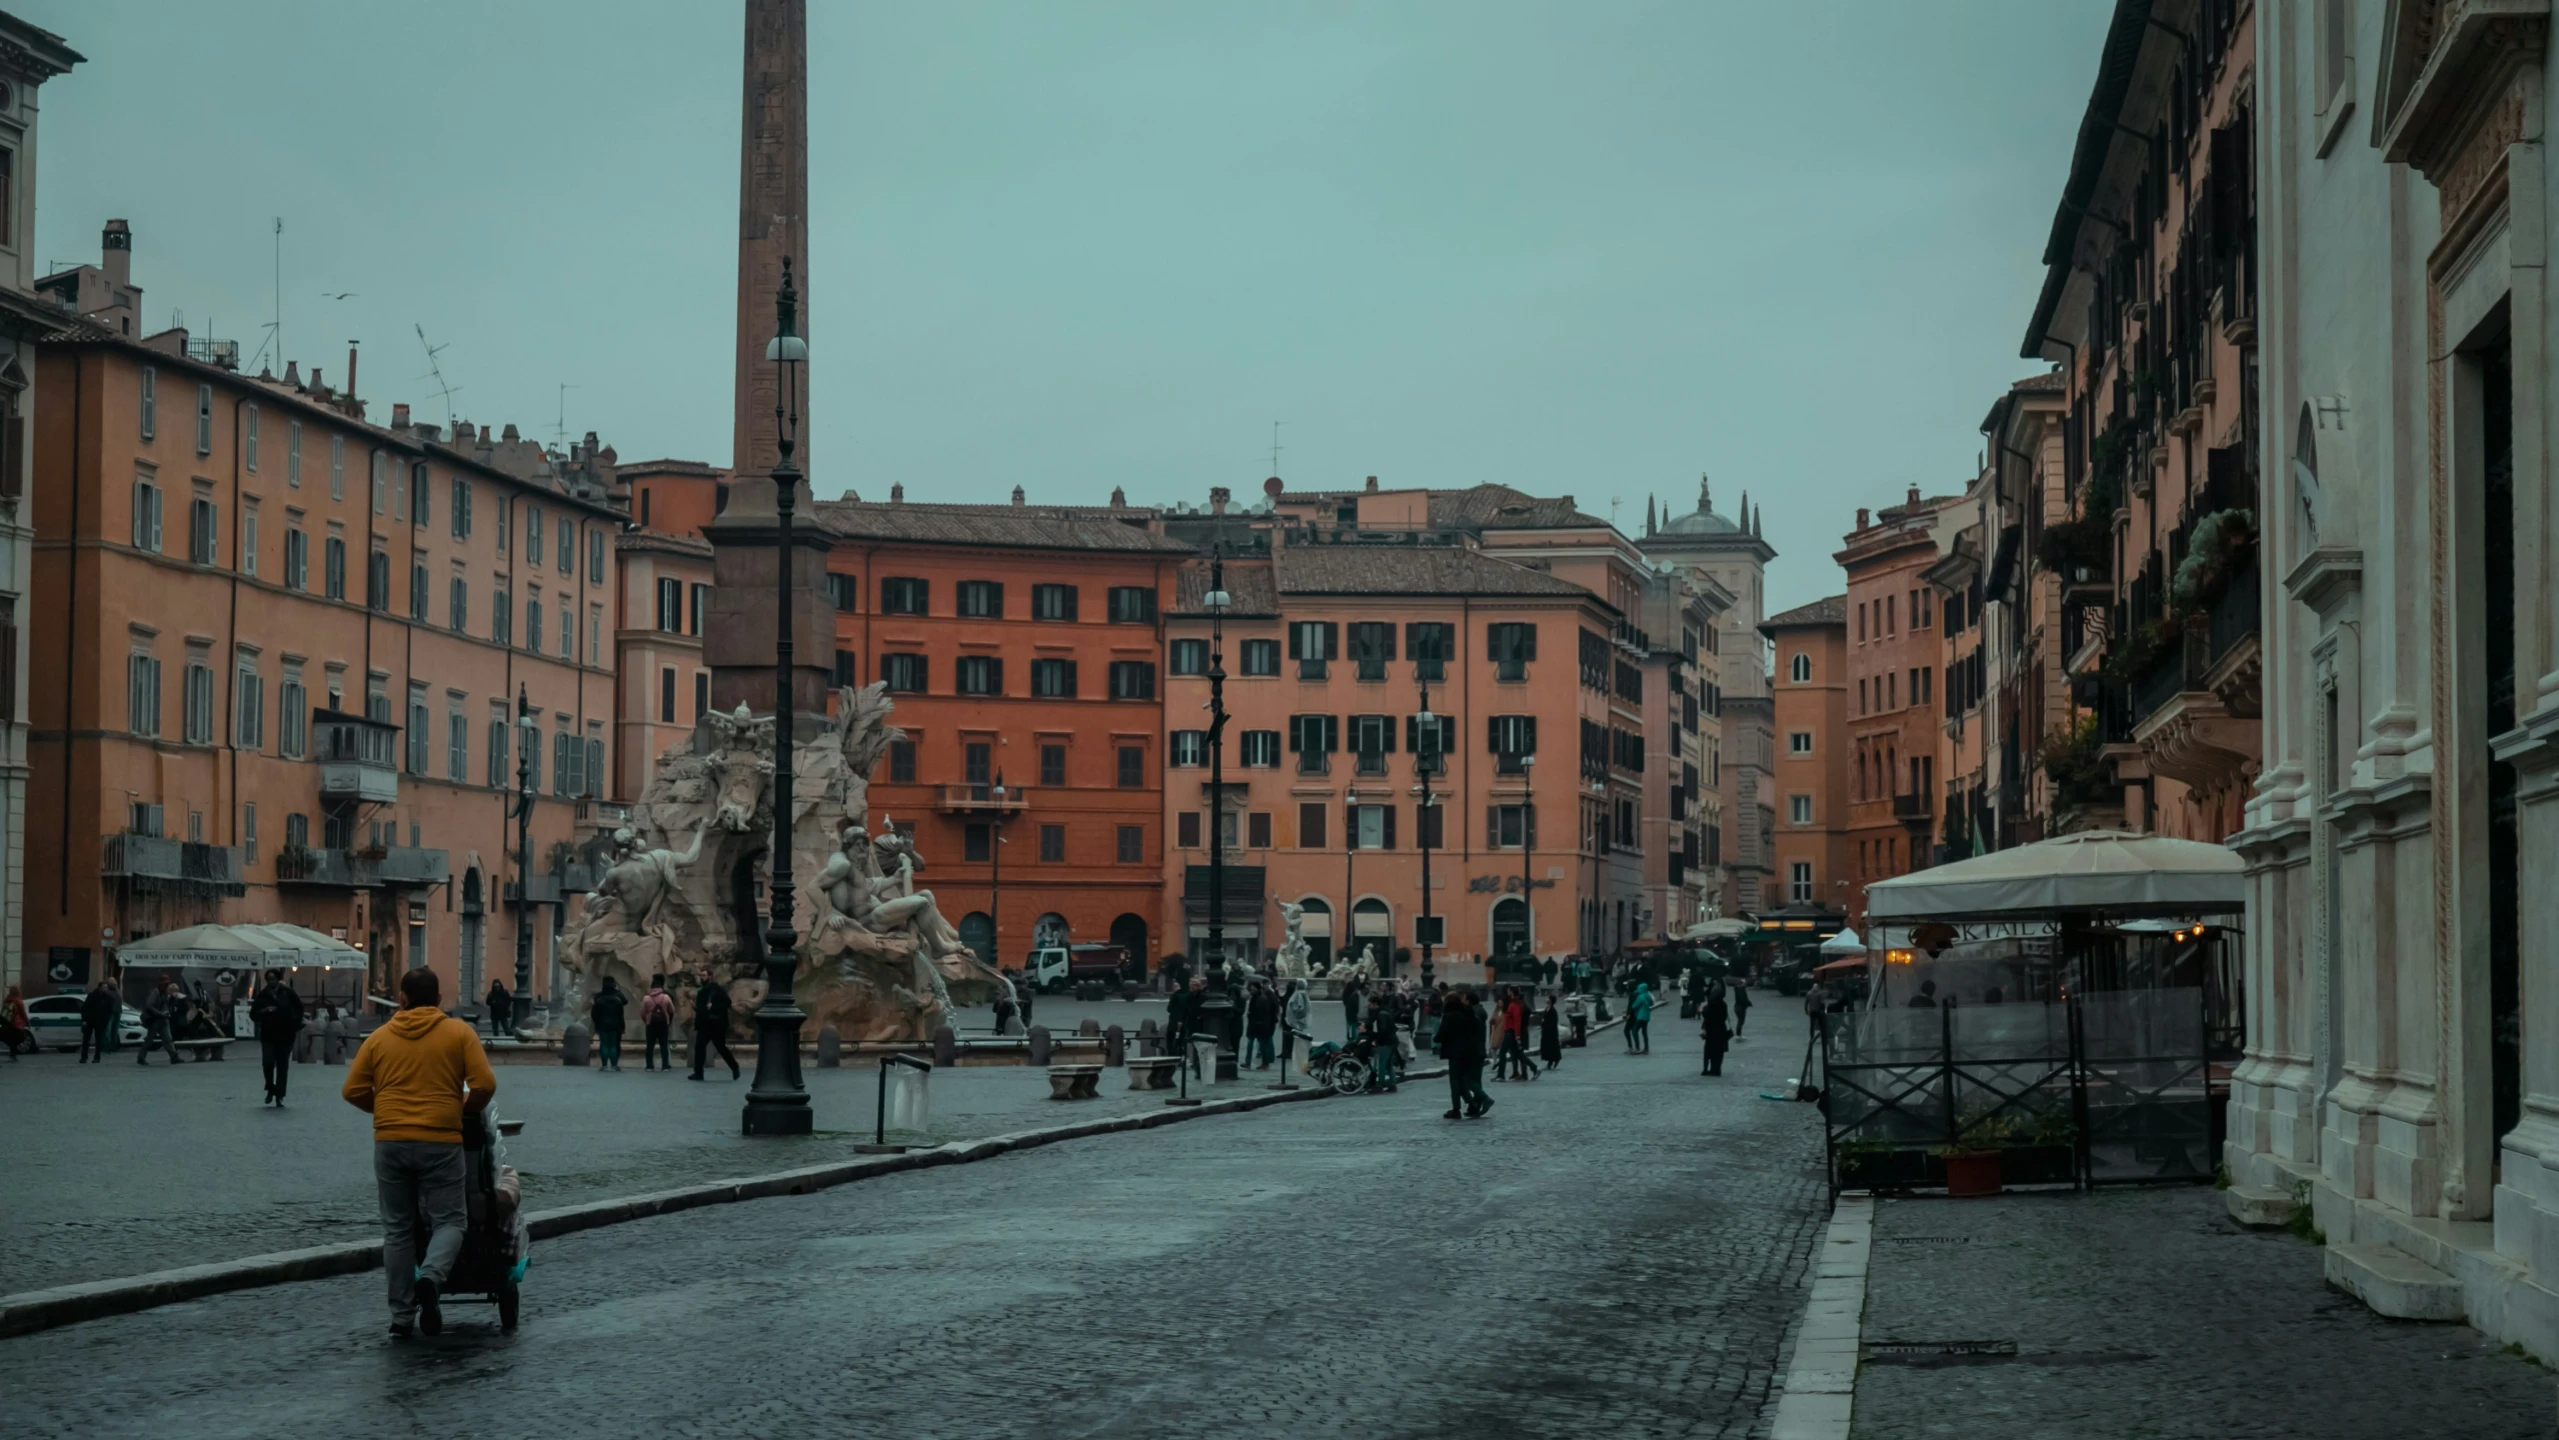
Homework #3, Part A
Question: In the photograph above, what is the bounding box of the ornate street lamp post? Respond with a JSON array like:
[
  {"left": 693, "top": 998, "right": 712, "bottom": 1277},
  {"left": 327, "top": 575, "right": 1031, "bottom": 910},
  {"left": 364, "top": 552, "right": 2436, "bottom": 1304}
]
[
  {"left": 743, "top": 258, "right": 813, "bottom": 1138},
  {"left": 1197, "top": 549, "right": 1237, "bottom": 1080},
  {"left": 1416, "top": 682, "right": 1439, "bottom": 989},
  {"left": 1518, "top": 753, "right": 1536, "bottom": 978},
  {"left": 511, "top": 683, "right": 537, "bottom": 1036}
]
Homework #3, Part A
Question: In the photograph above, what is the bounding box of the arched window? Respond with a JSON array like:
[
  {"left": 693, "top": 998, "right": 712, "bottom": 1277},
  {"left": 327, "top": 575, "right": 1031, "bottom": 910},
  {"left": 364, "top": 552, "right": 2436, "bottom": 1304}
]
[
  {"left": 1351, "top": 898, "right": 1392, "bottom": 969},
  {"left": 1492, "top": 896, "right": 1529, "bottom": 958},
  {"left": 958, "top": 912, "right": 996, "bottom": 966},
  {"left": 1032, "top": 912, "right": 1071, "bottom": 949},
  {"left": 1790, "top": 651, "right": 1812, "bottom": 684},
  {"left": 2293, "top": 402, "right": 2324, "bottom": 543}
]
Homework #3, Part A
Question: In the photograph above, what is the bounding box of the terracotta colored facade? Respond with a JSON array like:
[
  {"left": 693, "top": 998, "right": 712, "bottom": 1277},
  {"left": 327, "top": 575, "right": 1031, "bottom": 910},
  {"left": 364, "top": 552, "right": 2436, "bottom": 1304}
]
[
  {"left": 23, "top": 295, "right": 622, "bottom": 1008},
  {"left": 611, "top": 460, "right": 717, "bottom": 802},
  {"left": 1836, "top": 490, "right": 1964, "bottom": 891},
  {"left": 1762, "top": 596, "right": 1851, "bottom": 921}
]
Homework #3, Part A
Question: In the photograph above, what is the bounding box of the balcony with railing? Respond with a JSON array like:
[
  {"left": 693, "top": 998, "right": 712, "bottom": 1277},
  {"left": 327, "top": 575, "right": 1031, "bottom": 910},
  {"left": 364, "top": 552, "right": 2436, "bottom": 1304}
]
[
  {"left": 313, "top": 710, "right": 401, "bottom": 804},
  {"left": 101, "top": 835, "right": 248, "bottom": 896},
  {"left": 935, "top": 784, "right": 1031, "bottom": 816},
  {"left": 2125, "top": 553, "right": 2263, "bottom": 807},
  {"left": 276, "top": 846, "right": 382, "bottom": 888},
  {"left": 379, "top": 846, "right": 452, "bottom": 886}
]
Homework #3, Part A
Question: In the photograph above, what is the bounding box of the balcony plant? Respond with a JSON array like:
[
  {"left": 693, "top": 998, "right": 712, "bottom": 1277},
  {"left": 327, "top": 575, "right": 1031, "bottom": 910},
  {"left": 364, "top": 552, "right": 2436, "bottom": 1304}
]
[
  {"left": 2171, "top": 507, "right": 2256, "bottom": 610},
  {"left": 2039, "top": 713, "right": 2114, "bottom": 816},
  {"left": 276, "top": 842, "right": 315, "bottom": 880}
]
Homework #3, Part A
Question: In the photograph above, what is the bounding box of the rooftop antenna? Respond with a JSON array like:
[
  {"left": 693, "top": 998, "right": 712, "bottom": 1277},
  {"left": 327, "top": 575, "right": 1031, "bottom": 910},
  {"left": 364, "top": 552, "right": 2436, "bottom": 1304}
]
[
  {"left": 555, "top": 383, "right": 579, "bottom": 448},
  {"left": 248, "top": 217, "right": 283, "bottom": 374},
  {"left": 1269, "top": 420, "right": 1286, "bottom": 478},
  {"left": 412, "top": 323, "right": 461, "bottom": 427}
]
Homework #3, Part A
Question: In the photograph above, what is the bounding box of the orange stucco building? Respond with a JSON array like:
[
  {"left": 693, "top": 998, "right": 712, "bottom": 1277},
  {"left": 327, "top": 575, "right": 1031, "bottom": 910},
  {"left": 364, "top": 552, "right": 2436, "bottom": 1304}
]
[
  {"left": 1763, "top": 594, "right": 1852, "bottom": 922},
  {"left": 24, "top": 277, "right": 622, "bottom": 1009},
  {"left": 1836, "top": 489, "right": 1964, "bottom": 893}
]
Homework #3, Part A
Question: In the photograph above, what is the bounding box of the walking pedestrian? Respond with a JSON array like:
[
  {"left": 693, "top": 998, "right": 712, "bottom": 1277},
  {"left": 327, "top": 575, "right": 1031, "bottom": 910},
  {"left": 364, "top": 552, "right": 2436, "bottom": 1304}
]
[
  {"left": 1501, "top": 988, "right": 1540, "bottom": 1080},
  {"left": 77, "top": 980, "right": 113, "bottom": 1062},
  {"left": 1626, "top": 979, "right": 1654, "bottom": 1054},
  {"left": 136, "top": 975, "right": 185, "bottom": 1065},
  {"left": 589, "top": 976, "right": 629, "bottom": 1072},
  {"left": 1, "top": 985, "right": 29, "bottom": 1060},
  {"left": 341, "top": 967, "right": 496, "bottom": 1338},
  {"left": 1730, "top": 978, "right": 1752, "bottom": 1038},
  {"left": 1435, "top": 988, "right": 1491, "bottom": 1120},
  {"left": 251, "top": 969, "right": 306, "bottom": 1104},
  {"left": 640, "top": 976, "right": 676, "bottom": 1071},
  {"left": 1166, "top": 974, "right": 1206, "bottom": 1076},
  {"left": 1564, "top": 989, "right": 1588, "bottom": 1048},
  {"left": 1365, "top": 996, "right": 1400, "bottom": 1091},
  {"left": 1699, "top": 985, "right": 1730, "bottom": 1076},
  {"left": 688, "top": 974, "right": 740, "bottom": 1080},
  {"left": 1280, "top": 978, "right": 1310, "bottom": 1076},
  {"left": 1342, "top": 976, "right": 1365, "bottom": 1045},
  {"left": 1537, "top": 994, "right": 1563, "bottom": 1071},
  {"left": 1244, "top": 980, "right": 1279, "bottom": 1069},
  {"left": 484, "top": 979, "right": 513, "bottom": 1038}
]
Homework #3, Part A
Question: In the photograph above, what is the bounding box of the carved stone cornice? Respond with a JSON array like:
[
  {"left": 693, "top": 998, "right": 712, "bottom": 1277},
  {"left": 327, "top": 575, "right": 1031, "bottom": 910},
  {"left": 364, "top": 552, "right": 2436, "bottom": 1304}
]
[
  {"left": 2132, "top": 690, "right": 2261, "bottom": 809},
  {"left": 2282, "top": 545, "right": 2364, "bottom": 621},
  {"left": 2377, "top": 0, "right": 2547, "bottom": 197}
]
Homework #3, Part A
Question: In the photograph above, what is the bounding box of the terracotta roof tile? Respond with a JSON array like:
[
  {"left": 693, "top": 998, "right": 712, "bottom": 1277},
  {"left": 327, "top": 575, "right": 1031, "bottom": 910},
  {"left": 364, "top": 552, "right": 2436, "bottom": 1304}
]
[
  {"left": 816, "top": 500, "right": 1194, "bottom": 553},
  {"left": 1272, "top": 542, "right": 1592, "bottom": 599},
  {"left": 1761, "top": 593, "right": 1848, "bottom": 630}
]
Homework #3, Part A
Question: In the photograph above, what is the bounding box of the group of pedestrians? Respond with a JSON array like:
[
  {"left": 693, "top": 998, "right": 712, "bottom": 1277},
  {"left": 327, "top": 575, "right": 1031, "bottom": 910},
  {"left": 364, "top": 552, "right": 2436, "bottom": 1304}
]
[{"left": 582, "top": 972, "right": 737, "bottom": 1079}]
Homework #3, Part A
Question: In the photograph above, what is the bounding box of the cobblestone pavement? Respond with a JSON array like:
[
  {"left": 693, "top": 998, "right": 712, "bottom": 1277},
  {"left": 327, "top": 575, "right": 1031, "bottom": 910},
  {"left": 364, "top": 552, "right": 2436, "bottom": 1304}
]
[
  {"left": 1853, "top": 1187, "right": 2557, "bottom": 1439},
  {"left": 1, "top": 1030, "right": 1828, "bottom": 1439},
  {"left": 1, "top": 1050, "right": 1153, "bottom": 1296}
]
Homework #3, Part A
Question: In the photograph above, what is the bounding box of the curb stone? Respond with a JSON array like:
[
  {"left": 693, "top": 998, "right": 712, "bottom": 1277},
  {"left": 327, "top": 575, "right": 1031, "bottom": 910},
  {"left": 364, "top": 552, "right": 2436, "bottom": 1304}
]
[
  {"left": 1768, "top": 1191, "right": 1874, "bottom": 1440},
  {"left": 0, "top": 1080, "right": 1339, "bottom": 1340}
]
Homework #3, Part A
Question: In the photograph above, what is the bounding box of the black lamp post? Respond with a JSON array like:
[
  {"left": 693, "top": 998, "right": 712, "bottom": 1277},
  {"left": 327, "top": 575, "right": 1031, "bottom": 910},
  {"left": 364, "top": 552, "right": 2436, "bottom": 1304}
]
[
  {"left": 1416, "top": 681, "right": 1439, "bottom": 989},
  {"left": 988, "top": 770, "right": 1006, "bottom": 964},
  {"left": 743, "top": 257, "right": 813, "bottom": 1138},
  {"left": 1518, "top": 754, "right": 1536, "bottom": 979},
  {"left": 511, "top": 682, "right": 536, "bottom": 1036},
  {"left": 1198, "top": 547, "right": 1237, "bottom": 1080}
]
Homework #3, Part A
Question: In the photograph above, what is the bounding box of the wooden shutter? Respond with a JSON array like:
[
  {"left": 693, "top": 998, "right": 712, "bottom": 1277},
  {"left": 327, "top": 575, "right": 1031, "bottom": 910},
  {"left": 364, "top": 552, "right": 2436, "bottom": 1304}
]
[
  {"left": 1486, "top": 806, "right": 1500, "bottom": 848},
  {"left": 1320, "top": 622, "right": 1338, "bottom": 659},
  {"left": 0, "top": 414, "right": 21, "bottom": 500},
  {"left": 1380, "top": 805, "right": 1395, "bottom": 850}
]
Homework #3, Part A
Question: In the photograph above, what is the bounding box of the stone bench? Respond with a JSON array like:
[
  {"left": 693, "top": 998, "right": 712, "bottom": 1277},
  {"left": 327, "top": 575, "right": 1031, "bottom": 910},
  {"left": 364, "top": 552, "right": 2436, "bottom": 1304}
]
[
  {"left": 1126, "top": 1055, "right": 1181, "bottom": 1091},
  {"left": 1046, "top": 1064, "right": 1104, "bottom": 1100}
]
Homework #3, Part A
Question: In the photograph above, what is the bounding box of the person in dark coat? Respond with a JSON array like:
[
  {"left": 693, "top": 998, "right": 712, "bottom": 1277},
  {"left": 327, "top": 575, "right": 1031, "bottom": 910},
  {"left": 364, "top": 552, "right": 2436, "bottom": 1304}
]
[
  {"left": 1165, "top": 976, "right": 1207, "bottom": 1076},
  {"left": 1435, "top": 989, "right": 1491, "bottom": 1120},
  {"left": 1700, "top": 986, "right": 1731, "bottom": 1077},
  {"left": 689, "top": 975, "right": 739, "bottom": 1080},
  {"left": 136, "top": 976, "right": 185, "bottom": 1065},
  {"left": 484, "top": 979, "right": 513, "bottom": 1037},
  {"left": 1341, "top": 978, "right": 1365, "bottom": 1044},
  {"left": 589, "top": 976, "right": 628, "bottom": 1071},
  {"left": 78, "top": 980, "right": 118, "bottom": 1062},
  {"left": 1243, "top": 981, "right": 1280, "bottom": 1070},
  {"left": 1537, "top": 994, "right": 1563, "bottom": 1070},
  {"left": 251, "top": 969, "right": 307, "bottom": 1104},
  {"left": 1730, "top": 978, "right": 1753, "bottom": 1038}
]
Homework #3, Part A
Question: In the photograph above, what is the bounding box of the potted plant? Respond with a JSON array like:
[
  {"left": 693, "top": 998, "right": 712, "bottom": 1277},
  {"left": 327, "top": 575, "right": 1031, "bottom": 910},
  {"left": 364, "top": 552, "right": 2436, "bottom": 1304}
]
[{"left": 1936, "top": 1113, "right": 2022, "bottom": 1197}]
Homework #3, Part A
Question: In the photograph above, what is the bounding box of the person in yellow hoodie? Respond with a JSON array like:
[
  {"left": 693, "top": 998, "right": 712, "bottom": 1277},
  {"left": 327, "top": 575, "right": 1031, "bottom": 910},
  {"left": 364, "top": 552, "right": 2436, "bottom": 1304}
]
[{"left": 342, "top": 967, "right": 496, "bottom": 1338}]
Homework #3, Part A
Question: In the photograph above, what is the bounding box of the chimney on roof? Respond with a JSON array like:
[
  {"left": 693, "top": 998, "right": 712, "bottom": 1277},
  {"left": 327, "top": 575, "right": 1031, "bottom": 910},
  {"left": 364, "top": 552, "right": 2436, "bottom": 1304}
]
[
  {"left": 1210, "top": 486, "right": 1231, "bottom": 516},
  {"left": 345, "top": 343, "right": 360, "bottom": 408},
  {"left": 454, "top": 421, "right": 475, "bottom": 443},
  {"left": 1365, "top": 475, "right": 1378, "bottom": 493},
  {"left": 1857, "top": 507, "right": 1871, "bottom": 529},
  {"left": 392, "top": 402, "right": 410, "bottom": 429},
  {"left": 502, "top": 423, "right": 520, "bottom": 442},
  {"left": 1011, "top": 485, "right": 1025, "bottom": 506},
  {"left": 1263, "top": 475, "right": 1283, "bottom": 497},
  {"left": 1110, "top": 485, "right": 1126, "bottom": 507},
  {"left": 1907, "top": 484, "right": 1922, "bottom": 508},
  {"left": 283, "top": 360, "right": 300, "bottom": 388},
  {"left": 891, "top": 482, "right": 905, "bottom": 502},
  {"left": 102, "top": 219, "right": 132, "bottom": 291}
]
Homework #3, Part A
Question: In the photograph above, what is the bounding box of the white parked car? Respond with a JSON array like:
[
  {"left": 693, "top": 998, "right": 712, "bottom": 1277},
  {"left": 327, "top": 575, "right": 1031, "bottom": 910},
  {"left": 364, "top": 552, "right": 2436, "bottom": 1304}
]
[{"left": 25, "top": 993, "right": 147, "bottom": 1050}]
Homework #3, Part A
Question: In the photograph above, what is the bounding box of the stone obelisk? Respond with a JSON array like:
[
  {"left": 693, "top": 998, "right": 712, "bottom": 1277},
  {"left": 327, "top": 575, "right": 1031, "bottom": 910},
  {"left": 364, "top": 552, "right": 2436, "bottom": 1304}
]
[{"left": 708, "top": 0, "right": 834, "bottom": 720}]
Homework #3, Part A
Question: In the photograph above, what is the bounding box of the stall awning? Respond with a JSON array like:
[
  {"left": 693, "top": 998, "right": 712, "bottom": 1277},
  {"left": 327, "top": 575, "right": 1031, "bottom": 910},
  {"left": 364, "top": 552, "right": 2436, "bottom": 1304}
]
[
  {"left": 117, "top": 922, "right": 369, "bottom": 972},
  {"left": 1865, "top": 830, "right": 2244, "bottom": 922}
]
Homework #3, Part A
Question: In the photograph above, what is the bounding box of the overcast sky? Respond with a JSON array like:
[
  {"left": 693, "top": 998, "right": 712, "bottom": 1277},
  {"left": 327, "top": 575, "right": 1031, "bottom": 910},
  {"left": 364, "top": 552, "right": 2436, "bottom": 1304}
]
[{"left": 26, "top": 0, "right": 2108, "bottom": 612}]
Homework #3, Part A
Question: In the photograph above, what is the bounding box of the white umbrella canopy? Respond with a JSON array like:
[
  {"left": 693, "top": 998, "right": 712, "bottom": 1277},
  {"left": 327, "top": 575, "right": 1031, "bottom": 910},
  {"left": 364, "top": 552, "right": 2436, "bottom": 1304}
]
[
  {"left": 1685, "top": 918, "right": 1754, "bottom": 940},
  {"left": 247, "top": 924, "right": 370, "bottom": 970},
  {"left": 114, "top": 923, "right": 277, "bottom": 967},
  {"left": 1818, "top": 928, "right": 1867, "bottom": 956},
  {"left": 1864, "top": 830, "right": 2245, "bottom": 922}
]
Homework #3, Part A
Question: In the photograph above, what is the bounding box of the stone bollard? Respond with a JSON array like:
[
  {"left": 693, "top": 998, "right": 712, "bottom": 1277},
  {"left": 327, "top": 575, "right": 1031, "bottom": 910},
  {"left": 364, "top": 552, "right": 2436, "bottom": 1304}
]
[
  {"left": 1137, "top": 1018, "right": 1161, "bottom": 1057},
  {"left": 932, "top": 1023, "right": 958, "bottom": 1068},
  {"left": 1027, "top": 1025, "right": 1053, "bottom": 1067},
  {"left": 816, "top": 1025, "right": 842, "bottom": 1068},
  {"left": 1078, "top": 1017, "right": 1100, "bottom": 1037},
  {"left": 1104, "top": 1023, "right": 1125, "bottom": 1066},
  {"left": 294, "top": 1026, "right": 316, "bottom": 1064},
  {"left": 560, "top": 1023, "right": 591, "bottom": 1067}
]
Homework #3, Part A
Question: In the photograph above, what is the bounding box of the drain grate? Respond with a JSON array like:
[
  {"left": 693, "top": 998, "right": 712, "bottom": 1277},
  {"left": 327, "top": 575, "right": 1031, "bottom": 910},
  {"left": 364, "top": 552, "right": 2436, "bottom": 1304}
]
[
  {"left": 1865, "top": 1339, "right": 2017, "bottom": 1358},
  {"left": 1875, "top": 1235, "right": 1974, "bottom": 1246}
]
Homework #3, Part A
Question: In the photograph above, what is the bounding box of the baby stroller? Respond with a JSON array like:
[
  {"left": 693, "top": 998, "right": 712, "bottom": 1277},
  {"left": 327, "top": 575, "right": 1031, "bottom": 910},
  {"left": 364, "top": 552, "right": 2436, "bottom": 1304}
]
[
  {"left": 1305, "top": 1036, "right": 1381, "bottom": 1096},
  {"left": 413, "top": 1107, "right": 531, "bottom": 1332}
]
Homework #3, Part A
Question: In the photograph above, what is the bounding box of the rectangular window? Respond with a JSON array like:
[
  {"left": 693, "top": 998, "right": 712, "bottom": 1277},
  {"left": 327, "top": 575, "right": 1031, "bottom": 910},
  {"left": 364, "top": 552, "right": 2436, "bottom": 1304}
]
[
  {"left": 324, "top": 536, "right": 346, "bottom": 600},
  {"left": 450, "top": 576, "right": 469, "bottom": 631},
  {"left": 695, "top": 671, "right": 710, "bottom": 720},
  {"left": 131, "top": 480, "right": 161, "bottom": 551},
  {"left": 448, "top": 707, "right": 469, "bottom": 782},
  {"left": 1170, "top": 730, "right": 1207, "bottom": 767},
  {"left": 526, "top": 504, "right": 543, "bottom": 557},
  {"left": 691, "top": 583, "right": 708, "bottom": 636},
  {"left": 486, "top": 705, "right": 509, "bottom": 788},
  {"left": 240, "top": 503, "right": 259, "bottom": 577},
  {"left": 880, "top": 576, "right": 928, "bottom": 615},
  {"left": 1790, "top": 861, "right": 1814, "bottom": 905},
  {"left": 1298, "top": 802, "right": 1327, "bottom": 849},
  {"left": 1406, "top": 622, "right": 1453, "bottom": 682},
  {"left": 286, "top": 421, "right": 301, "bottom": 488},
  {"left": 826, "top": 572, "right": 860, "bottom": 612},
  {"left": 194, "top": 384, "right": 213, "bottom": 456},
  {"left": 495, "top": 496, "right": 509, "bottom": 553},
  {"left": 279, "top": 673, "right": 306, "bottom": 758},
  {"left": 1349, "top": 713, "right": 1395, "bottom": 774},
  {"left": 329, "top": 435, "right": 345, "bottom": 500},
  {"left": 1789, "top": 731, "right": 1813, "bottom": 755},
  {"left": 244, "top": 406, "right": 259, "bottom": 472},
  {"left": 560, "top": 604, "right": 575, "bottom": 660},
  {"left": 1039, "top": 743, "right": 1066, "bottom": 787},
  {"left": 1487, "top": 714, "right": 1537, "bottom": 771},
  {"left": 1487, "top": 622, "right": 1536, "bottom": 682},
  {"left": 525, "top": 595, "right": 543, "bottom": 652},
  {"left": 1108, "top": 661, "right": 1156, "bottom": 700},
  {"left": 410, "top": 463, "right": 431, "bottom": 526},
  {"left": 1789, "top": 794, "right": 1813, "bottom": 825},
  {"left": 407, "top": 683, "right": 431, "bottom": 774},
  {"left": 233, "top": 653, "right": 263, "bottom": 750},
  {"left": 1349, "top": 803, "right": 1393, "bottom": 851},
  {"left": 1289, "top": 713, "right": 1337, "bottom": 774},
  {"left": 1248, "top": 811, "right": 1272, "bottom": 849},
  {"left": 1040, "top": 824, "right": 1067, "bottom": 862},
  {"left": 189, "top": 495, "right": 218, "bottom": 564},
  {"left": 1241, "top": 638, "right": 1280, "bottom": 676},
  {"left": 1032, "top": 583, "right": 1076, "bottom": 621},
  {"left": 452, "top": 477, "right": 472, "bottom": 537},
  {"left": 660, "top": 667, "right": 679, "bottom": 723},
  {"left": 1240, "top": 729, "right": 1281, "bottom": 767},
  {"left": 833, "top": 649, "right": 859, "bottom": 687},
  {"left": 964, "top": 823, "right": 992, "bottom": 863},
  {"left": 140, "top": 366, "right": 156, "bottom": 440},
  {"left": 366, "top": 548, "right": 390, "bottom": 611},
  {"left": 182, "top": 654, "right": 214, "bottom": 743},
  {"left": 243, "top": 802, "right": 258, "bottom": 866},
  {"left": 881, "top": 653, "right": 928, "bottom": 693},
  {"left": 1177, "top": 811, "right": 1201, "bottom": 848},
  {"left": 955, "top": 579, "right": 1002, "bottom": 618},
  {"left": 888, "top": 739, "right": 916, "bottom": 783},
  {"left": 1029, "top": 658, "right": 1077, "bottom": 697},
  {"left": 410, "top": 561, "right": 429, "bottom": 620},
  {"left": 1170, "top": 638, "right": 1208, "bottom": 675},
  {"left": 1413, "top": 914, "right": 1445, "bottom": 946},
  {"left": 1489, "top": 804, "right": 1531, "bottom": 848},
  {"left": 126, "top": 650, "right": 162, "bottom": 736},
  {"left": 558, "top": 519, "right": 573, "bottom": 574},
  {"left": 1288, "top": 620, "right": 1336, "bottom": 679},
  {"left": 590, "top": 529, "right": 606, "bottom": 583},
  {"left": 492, "top": 589, "right": 512, "bottom": 646},
  {"left": 955, "top": 655, "right": 1003, "bottom": 695},
  {"left": 1117, "top": 745, "right": 1144, "bottom": 789},
  {"left": 1347, "top": 622, "right": 1395, "bottom": 681},
  {"left": 1116, "top": 825, "right": 1144, "bottom": 864},
  {"left": 1407, "top": 713, "right": 1455, "bottom": 772},
  {"left": 1107, "top": 586, "right": 1155, "bottom": 624},
  {"left": 370, "top": 451, "right": 386, "bottom": 515}
]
